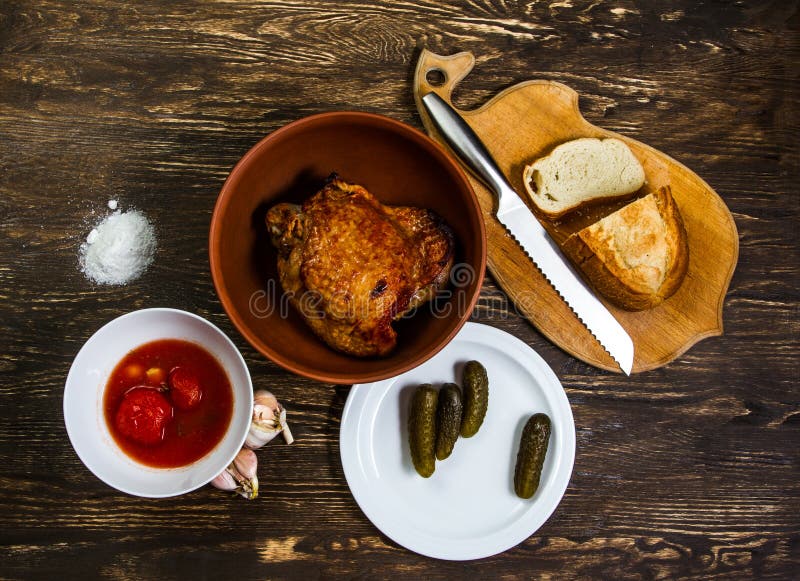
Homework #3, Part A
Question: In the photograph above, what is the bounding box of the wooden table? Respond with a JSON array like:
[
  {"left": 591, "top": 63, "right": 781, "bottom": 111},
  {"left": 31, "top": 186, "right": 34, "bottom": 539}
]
[{"left": 1, "top": 1, "right": 797, "bottom": 578}]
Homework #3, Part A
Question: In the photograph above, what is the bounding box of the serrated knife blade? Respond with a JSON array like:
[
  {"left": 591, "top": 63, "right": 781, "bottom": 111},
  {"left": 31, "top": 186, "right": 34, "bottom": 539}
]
[{"left": 422, "top": 92, "right": 634, "bottom": 374}]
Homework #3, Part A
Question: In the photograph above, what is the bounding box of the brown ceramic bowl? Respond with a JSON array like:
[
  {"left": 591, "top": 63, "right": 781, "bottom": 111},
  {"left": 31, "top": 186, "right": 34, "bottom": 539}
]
[{"left": 209, "top": 112, "right": 486, "bottom": 384}]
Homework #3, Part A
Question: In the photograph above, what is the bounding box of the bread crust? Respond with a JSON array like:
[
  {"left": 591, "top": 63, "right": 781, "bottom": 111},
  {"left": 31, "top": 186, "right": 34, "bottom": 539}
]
[{"left": 562, "top": 185, "right": 689, "bottom": 311}]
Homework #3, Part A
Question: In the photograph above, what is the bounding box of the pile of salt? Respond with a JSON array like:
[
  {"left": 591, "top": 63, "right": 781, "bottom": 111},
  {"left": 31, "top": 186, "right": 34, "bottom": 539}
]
[{"left": 79, "top": 204, "right": 156, "bottom": 285}]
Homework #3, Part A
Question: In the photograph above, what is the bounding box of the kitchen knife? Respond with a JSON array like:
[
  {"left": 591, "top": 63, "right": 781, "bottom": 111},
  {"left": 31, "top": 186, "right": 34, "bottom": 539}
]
[{"left": 422, "top": 91, "right": 634, "bottom": 374}]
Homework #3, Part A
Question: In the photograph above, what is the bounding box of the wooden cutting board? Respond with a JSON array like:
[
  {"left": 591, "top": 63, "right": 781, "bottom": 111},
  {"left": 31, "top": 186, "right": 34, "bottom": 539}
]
[{"left": 413, "top": 50, "right": 739, "bottom": 373}]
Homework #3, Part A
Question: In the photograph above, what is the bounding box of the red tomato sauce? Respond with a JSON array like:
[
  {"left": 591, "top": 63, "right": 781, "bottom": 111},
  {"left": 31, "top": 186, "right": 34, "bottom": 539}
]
[{"left": 104, "top": 339, "right": 234, "bottom": 468}]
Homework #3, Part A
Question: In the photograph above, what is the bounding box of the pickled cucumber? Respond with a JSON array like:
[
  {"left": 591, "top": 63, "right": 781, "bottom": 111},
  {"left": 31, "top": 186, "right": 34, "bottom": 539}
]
[
  {"left": 435, "top": 383, "right": 463, "bottom": 460},
  {"left": 514, "top": 413, "right": 551, "bottom": 499},
  {"left": 408, "top": 384, "right": 438, "bottom": 477},
  {"left": 460, "top": 360, "right": 488, "bottom": 437}
]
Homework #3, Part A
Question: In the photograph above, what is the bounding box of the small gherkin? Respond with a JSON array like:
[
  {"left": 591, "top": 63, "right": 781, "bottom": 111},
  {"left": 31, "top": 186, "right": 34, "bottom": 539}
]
[
  {"left": 514, "top": 413, "right": 551, "bottom": 499},
  {"left": 460, "top": 360, "right": 488, "bottom": 437},
  {"left": 435, "top": 383, "right": 463, "bottom": 460},
  {"left": 408, "top": 384, "right": 438, "bottom": 477}
]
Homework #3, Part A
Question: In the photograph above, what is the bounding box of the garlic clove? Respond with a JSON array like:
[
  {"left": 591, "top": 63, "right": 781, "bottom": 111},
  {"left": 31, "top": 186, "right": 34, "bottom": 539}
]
[
  {"left": 245, "top": 389, "right": 294, "bottom": 449},
  {"left": 210, "top": 468, "right": 238, "bottom": 492},
  {"left": 211, "top": 448, "right": 259, "bottom": 500},
  {"left": 253, "top": 389, "right": 279, "bottom": 411},
  {"left": 232, "top": 447, "right": 258, "bottom": 480},
  {"left": 244, "top": 421, "right": 281, "bottom": 449}
]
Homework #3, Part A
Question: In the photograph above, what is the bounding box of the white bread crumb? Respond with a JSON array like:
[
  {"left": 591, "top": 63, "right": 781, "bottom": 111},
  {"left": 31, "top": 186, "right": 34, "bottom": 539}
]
[{"left": 523, "top": 137, "right": 645, "bottom": 217}]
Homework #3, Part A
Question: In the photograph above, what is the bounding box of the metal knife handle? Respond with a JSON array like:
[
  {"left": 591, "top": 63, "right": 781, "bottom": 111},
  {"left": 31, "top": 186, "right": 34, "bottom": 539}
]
[{"left": 422, "top": 92, "right": 512, "bottom": 203}]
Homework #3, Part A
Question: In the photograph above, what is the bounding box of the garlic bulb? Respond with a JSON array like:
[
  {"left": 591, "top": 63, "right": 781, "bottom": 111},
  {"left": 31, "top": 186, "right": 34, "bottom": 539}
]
[
  {"left": 211, "top": 448, "right": 259, "bottom": 500},
  {"left": 245, "top": 389, "right": 294, "bottom": 449}
]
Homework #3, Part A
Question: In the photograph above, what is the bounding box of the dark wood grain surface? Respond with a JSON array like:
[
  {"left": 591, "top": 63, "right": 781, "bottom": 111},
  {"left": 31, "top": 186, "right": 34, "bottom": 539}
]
[{"left": 1, "top": 1, "right": 798, "bottom": 579}]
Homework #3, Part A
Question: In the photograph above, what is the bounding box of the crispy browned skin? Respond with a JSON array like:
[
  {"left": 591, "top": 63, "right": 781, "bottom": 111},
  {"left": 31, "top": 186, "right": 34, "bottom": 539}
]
[{"left": 266, "top": 175, "right": 454, "bottom": 356}]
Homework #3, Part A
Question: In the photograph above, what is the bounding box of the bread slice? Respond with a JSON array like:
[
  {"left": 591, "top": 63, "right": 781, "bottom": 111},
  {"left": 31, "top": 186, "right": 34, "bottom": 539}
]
[
  {"left": 523, "top": 137, "right": 645, "bottom": 218},
  {"left": 561, "top": 185, "right": 689, "bottom": 311}
]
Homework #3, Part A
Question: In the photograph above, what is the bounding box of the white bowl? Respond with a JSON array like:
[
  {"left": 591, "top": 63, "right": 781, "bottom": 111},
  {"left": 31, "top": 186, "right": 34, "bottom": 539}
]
[{"left": 63, "top": 308, "right": 254, "bottom": 498}]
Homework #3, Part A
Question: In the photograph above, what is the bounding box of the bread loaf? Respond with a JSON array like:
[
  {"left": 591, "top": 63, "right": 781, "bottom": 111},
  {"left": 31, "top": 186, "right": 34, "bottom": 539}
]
[
  {"left": 523, "top": 137, "right": 645, "bottom": 218},
  {"left": 562, "top": 185, "right": 689, "bottom": 311}
]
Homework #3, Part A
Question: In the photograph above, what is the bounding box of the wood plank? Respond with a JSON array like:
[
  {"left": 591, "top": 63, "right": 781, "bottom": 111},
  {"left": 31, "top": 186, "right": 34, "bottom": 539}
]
[{"left": 0, "top": 0, "right": 797, "bottom": 577}]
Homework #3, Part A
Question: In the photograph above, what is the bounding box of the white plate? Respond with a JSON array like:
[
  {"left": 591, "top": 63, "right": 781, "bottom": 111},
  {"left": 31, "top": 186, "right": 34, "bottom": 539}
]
[{"left": 340, "top": 322, "right": 575, "bottom": 560}]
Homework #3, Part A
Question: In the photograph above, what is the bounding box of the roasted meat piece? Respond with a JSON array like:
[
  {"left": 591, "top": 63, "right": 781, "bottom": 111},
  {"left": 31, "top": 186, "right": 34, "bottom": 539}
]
[{"left": 266, "top": 175, "right": 454, "bottom": 357}]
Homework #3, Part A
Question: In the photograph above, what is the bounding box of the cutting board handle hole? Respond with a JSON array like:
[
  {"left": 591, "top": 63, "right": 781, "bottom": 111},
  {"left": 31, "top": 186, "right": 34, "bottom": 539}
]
[{"left": 425, "top": 68, "right": 446, "bottom": 87}]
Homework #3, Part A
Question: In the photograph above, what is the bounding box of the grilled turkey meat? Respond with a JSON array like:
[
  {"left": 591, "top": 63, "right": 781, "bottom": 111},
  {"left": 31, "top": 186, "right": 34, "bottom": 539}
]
[{"left": 266, "top": 174, "right": 454, "bottom": 357}]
